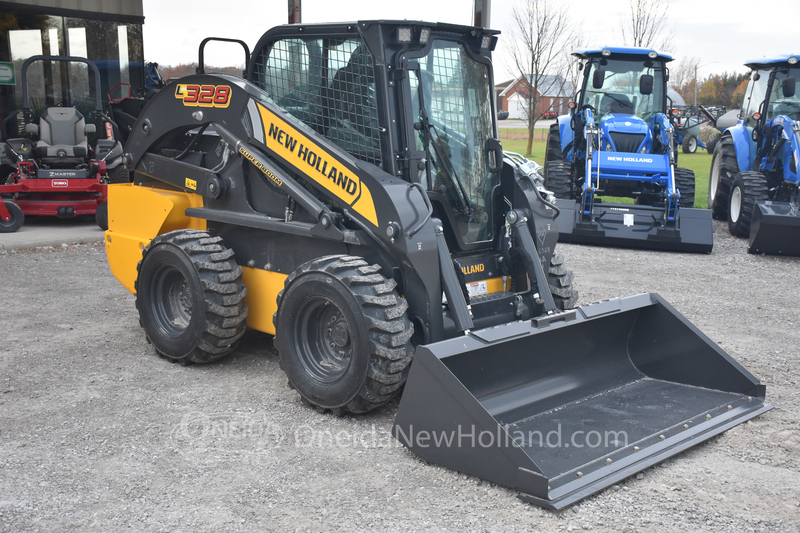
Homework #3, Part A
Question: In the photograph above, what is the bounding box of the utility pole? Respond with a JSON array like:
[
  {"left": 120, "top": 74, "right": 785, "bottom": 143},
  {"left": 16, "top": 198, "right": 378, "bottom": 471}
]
[
  {"left": 288, "top": 0, "right": 301, "bottom": 24},
  {"left": 694, "top": 62, "right": 718, "bottom": 106},
  {"left": 473, "top": 0, "right": 491, "bottom": 28}
]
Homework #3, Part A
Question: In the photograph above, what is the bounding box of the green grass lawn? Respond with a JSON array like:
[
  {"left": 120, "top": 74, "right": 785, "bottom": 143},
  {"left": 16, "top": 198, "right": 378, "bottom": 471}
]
[{"left": 500, "top": 131, "right": 713, "bottom": 209}]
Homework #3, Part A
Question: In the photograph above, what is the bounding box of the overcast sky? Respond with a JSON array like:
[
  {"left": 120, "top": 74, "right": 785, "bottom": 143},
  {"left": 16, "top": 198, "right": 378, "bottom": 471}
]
[{"left": 142, "top": 0, "right": 800, "bottom": 83}]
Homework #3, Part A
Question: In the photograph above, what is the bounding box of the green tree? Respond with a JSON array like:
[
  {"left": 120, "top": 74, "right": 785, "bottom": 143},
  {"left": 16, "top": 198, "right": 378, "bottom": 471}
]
[{"left": 697, "top": 76, "right": 718, "bottom": 105}]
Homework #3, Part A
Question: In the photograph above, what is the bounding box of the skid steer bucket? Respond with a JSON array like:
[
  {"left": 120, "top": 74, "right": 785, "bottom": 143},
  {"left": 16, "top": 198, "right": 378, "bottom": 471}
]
[
  {"left": 393, "top": 293, "right": 770, "bottom": 510},
  {"left": 748, "top": 201, "right": 800, "bottom": 256},
  {"left": 554, "top": 200, "right": 713, "bottom": 253}
]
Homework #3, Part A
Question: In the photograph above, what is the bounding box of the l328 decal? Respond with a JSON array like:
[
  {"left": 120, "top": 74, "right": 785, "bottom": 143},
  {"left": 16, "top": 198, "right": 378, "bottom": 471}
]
[{"left": 175, "top": 84, "right": 231, "bottom": 108}]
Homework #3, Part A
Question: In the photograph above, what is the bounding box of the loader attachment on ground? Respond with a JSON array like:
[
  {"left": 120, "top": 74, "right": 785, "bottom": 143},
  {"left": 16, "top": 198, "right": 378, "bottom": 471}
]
[
  {"left": 393, "top": 293, "right": 770, "bottom": 510},
  {"left": 554, "top": 199, "right": 713, "bottom": 253},
  {"left": 748, "top": 201, "right": 800, "bottom": 256}
]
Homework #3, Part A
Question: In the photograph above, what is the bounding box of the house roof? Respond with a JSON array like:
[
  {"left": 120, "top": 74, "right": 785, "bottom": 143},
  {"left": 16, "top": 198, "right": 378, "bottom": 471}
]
[
  {"left": 499, "top": 74, "right": 574, "bottom": 98},
  {"left": 495, "top": 79, "right": 514, "bottom": 92}
]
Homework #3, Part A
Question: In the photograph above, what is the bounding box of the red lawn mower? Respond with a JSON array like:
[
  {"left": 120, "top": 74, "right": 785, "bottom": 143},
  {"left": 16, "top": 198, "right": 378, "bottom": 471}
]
[{"left": 0, "top": 56, "right": 124, "bottom": 233}]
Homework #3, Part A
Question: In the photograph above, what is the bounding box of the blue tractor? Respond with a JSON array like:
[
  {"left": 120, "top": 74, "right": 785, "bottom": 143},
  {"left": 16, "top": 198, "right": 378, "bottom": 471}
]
[
  {"left": 708, "top": 55, "right": 800, "bottom": 256},
  {"left": 544, "top": 47, "right": 712, "bottom": 253}
]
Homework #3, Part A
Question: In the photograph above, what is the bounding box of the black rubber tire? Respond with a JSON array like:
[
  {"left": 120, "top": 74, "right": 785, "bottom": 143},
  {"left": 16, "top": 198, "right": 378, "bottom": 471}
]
[
  {"left": 544, "top": 160, "right": 574, "bottom": 199},
  {"left": 543, "top": 123, "right": 563, "bottom": 184},
  {"left": 728, "top": 171, "right": 769, "bottom": 237},
  {"left": 274, "top": 255, "right": 414, "bottom": 415},
  {"left": 95, "top": 200, "right": 108, "bottom": 231},
  {"left": 545, "top": 123, "right": 563, "bottom": 165},
  {"left": 705, "top": 131, "right": 720, "bottom": 154},
  {"left": 136, "top": 229, "right": 248, "bottom": 364},
  {"left": 547, "top": 253, "right": 578, "bottom": 310},
  {"left": 681, "top": 134, "right": 697, "bottom": 154},
  {"left": 709, "top": 135, "right": 738, "bottom": 220},
  {"left": 107, "top": 166, "right": 131, "bottom": 184},
  {"left": 674, "top": 167, "right": 696, "bottom": 208},
  {"left": 0, "top": 200, "right": 24, "bottom": 233}
]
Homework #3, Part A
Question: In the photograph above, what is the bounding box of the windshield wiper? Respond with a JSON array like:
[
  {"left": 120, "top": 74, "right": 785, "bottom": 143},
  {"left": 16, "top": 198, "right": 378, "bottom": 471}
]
[
  {"left": 416, "top": 97, "right": 473, "bottom": 215},
  {"left": 599, "top": 92, "right": 633, "bottom": 109}
]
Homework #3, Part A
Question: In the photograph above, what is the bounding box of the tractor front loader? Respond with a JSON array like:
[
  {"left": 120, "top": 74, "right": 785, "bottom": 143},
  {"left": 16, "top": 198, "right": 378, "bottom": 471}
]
[
  {"left": 105, "top": 22, "right": 768, "bottom": 509},
  {"left": 545, "top": 48, "right": 713, "bottom": 253},
  {"left": 709, "top": 55, "right": 800, "bottom": 255}
]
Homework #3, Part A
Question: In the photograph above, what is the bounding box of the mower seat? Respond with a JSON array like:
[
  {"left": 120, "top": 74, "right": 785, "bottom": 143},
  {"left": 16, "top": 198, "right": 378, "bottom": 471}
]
[{"left": 33, "top": 107, "right": 94, "bottom": 167}]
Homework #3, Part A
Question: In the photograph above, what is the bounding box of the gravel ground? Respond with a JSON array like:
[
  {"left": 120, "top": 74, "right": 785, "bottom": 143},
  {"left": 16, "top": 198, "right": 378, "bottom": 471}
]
[{"left": 1, "top": 221, "right": 799, "bottom": 532}]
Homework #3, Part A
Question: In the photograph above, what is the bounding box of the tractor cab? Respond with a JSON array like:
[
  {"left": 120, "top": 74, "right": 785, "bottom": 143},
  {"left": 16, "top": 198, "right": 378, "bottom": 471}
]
[
  {"left": 249, "top": 21, "right": 506, "bottom": 254},
  {"left": 581, "top": 53, "right": 666, "bottom": 122},
  {"left": 575, "top": 48, "right": 670, "bottom": 158}
]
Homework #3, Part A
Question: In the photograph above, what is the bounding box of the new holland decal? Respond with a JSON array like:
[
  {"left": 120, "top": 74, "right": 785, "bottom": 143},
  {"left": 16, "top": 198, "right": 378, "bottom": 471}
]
[
  {"left": 255, "top": 102, "right": 378, "bottom": 227},
  {"left": 175, "top": 84, "right": 232, "bottom": 108},
  {"left": 461, "top": 263, "right": 485, "bottom": 275}
]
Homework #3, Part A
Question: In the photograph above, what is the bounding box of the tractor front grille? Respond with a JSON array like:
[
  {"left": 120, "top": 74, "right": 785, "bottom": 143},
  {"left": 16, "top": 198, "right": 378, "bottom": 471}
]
[{"left": 609, "top": 132, "right": 646, "bottom": 153}]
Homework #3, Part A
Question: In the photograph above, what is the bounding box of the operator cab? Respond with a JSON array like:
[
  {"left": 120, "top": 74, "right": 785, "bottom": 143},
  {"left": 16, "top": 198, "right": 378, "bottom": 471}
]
[
  {"left": 248, "top": 21, "right": 504, "bottom": 253},
  {"left": 742, "top": 58, "right": 800, "bottom": 124},
  {"left": 574, "top": 47, "right": 670, "bottom": 154}
]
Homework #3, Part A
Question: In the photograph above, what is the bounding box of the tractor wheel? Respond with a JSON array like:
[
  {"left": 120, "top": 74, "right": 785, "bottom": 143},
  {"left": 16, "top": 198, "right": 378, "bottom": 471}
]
[
  {"left": 547, "top": 253, "right": 578, "bottom": 310},
  {"left": 705, "top": 131, "right": 720, "bottom": 154},
  {"left": 136, "top": 229, "right": 248, "bottom": 364},
  {"left": 0, "top": 200, "right": 24, "bottom": 233},
  {"left": 95, "top": 201, "right": 108, "bottom": 231},
  {"left": 681, "top": 134, "right": 698, "bottom": 154},
  {"left": 107, "top": 166, "right": 131, "bottom": 184},
  {"left": 274, "top": 255, "right": 414, "bottom": 415},
  {"left": 709, "top": 135, "right": 738, "bottom": 220},
  {"left": 728, "top": 172, "right": 769, "bottom": 237},
  {"left": 545, "top": 123, "right": 563, "bottom": 165},
  {"left": 543, "top": 123, "right": 563, "bottom": 183},
  {"left": 674, "top": 167, "right": 696, "bottom": 208},
  {"left": 544, "top": 160, "right": 573, "bottom": 199}
]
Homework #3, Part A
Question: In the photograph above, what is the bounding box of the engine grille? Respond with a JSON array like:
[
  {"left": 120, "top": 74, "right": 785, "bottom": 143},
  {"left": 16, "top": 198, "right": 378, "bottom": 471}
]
[{"left": 609, "top": 132, "right": 646, "bottom": 153}]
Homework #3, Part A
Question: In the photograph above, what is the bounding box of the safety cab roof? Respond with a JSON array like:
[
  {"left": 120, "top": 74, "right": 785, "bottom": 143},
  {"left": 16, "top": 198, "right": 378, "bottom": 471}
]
[
  {"left": 744, "top": 54, "right": 800, "bottom": 70},
  {"left": 572, "top": 46, "right": 673, "bottom": 62}
]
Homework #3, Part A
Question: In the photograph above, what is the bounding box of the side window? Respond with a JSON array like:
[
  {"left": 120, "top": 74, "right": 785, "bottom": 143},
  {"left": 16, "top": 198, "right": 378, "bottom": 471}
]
[
  {"left": 251, "top": 36, "right": 383, "bottom": 168},
  {"left": 252, "top": 38, "right": 323, "bottom": 131},
  {"left": 743, "top": 69, "right": 769, "bottom": 126},
  {"left": 767, "top": 70, "right": 800, "bottom": 121}
]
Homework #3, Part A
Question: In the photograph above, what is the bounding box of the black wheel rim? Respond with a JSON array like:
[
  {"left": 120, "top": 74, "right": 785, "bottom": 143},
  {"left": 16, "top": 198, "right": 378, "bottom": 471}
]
[
  {"left": 0, "top": 204, "right": 17, "bottom": 228},
  {"left": 151, "top": 263, "right": 193, "bottom": 337},
  {"left": 293, "top": 296, "right": 353, "bottom": 383}
]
